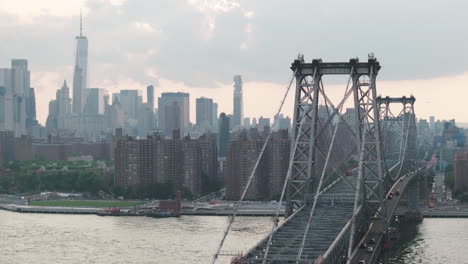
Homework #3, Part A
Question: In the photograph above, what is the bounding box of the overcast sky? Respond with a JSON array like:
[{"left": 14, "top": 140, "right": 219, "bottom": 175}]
[{"left": 1, "top": 0, "right": 467, "bottom": 124}]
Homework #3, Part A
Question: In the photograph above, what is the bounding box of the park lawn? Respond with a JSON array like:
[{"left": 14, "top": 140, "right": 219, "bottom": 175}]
[{"left": 30, "top": 200, "right": 144, "bottom": 208}]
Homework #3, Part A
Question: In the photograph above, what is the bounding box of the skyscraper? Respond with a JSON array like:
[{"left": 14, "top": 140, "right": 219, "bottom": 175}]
[
  {"left": 233, "top": 75, "right": 243, "bottom": 129},
  {"left": 158, "top": 92, "right": 190, "bottom": 137},
  {"left": 0, "top": 59, "right": 32, "bottom": 136},
  {"left": 83, "top": 88, "right": 107, "bottom": 115},
  {"left": 212, "top": 102, "right": 218, "bottom": 127},
  {"left": 72, "top": 11, "right": 88, "bottom": 114},
  {"left": 429, "top": 116, "right": 435, "bottom": 132},
  {"left": 56, "top": 80, "right": 72, "bottom": 129},
  {"left": 119, "top": 90, "right": 142, "bottom": 120},
  {"left": 258, "top": 116, "right": 270, "bottom": 131},
  {"left": 147, "top": 85, "right": 154, "bottom": 112},
  {"left": 196, "top": 97, "right": 214, "bottom": 132},
  {"left": 218, "top": 112, "right": 230, "bottom": 157}
]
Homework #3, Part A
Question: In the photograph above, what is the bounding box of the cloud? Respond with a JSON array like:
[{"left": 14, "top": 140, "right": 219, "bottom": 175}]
[
  {"left": 188, "top": 0, "right": 240, "bottom": 13},
  {"left": 243, "top": 10, "right": 255, "bottom": 18},
  {"left": 133, "top": 22, "right": 155, "bottom": 33},
  {"left": 3, "top": 1, "right": 468, "bottom": 124},
  {"left": 0, "top": 0, "right": 89, "bottom": 24},
  {"left": 188, "top": 0, "right": 242, "bottom": 40},
  {"left": 144, "top": 67, "right": 159, "bottom": 79},
  {"left": 240, "top": 42, "right": 248, "bottom": 50}
]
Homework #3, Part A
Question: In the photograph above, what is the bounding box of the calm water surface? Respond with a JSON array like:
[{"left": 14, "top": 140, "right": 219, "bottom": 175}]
[
  {"left": 387, "top": 218, "right": 468, "bottom": 264},
  {"left": 0, "top": 210, "right": 271, "bottom": 264},
  {"left": 1, "top": 211, "right": 467, "bottom": 264}
]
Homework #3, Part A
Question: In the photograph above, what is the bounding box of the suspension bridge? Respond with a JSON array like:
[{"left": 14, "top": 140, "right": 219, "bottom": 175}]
[{"left": 213, "top": 55, "right": 423, "bottom": 264}]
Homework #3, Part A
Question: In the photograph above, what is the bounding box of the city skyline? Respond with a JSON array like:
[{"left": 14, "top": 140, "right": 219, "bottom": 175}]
[{"left": 2, "top": 1, "right": 468, "bottom": 125}]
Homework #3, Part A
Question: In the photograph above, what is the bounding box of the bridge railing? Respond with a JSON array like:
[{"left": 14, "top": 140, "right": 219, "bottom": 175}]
[{"left": 320, "top": 218, "right": 351, "bottom": 264}]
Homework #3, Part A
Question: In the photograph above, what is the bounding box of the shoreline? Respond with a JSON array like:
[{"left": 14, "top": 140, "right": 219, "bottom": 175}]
[{"left": 0, "top": 203, "right": 284, "bottom": 216}]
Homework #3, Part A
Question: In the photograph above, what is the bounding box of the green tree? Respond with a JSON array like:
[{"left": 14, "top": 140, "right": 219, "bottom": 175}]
[{"left": 445, "top": 172, "right": 454, "bottom": 189}]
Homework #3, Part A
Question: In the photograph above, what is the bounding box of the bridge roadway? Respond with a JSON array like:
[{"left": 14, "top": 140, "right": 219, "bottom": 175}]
[
  {"left": 349, "top": 171, "right": 418, "bottom": 264},
  {"left": 241, "top": 176, "right": 357, "bottom": 263}
]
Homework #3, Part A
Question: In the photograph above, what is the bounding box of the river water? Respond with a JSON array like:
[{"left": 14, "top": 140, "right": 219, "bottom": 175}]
[
  {"left": 387, "top": 218, "right": 468, "bottom": 264},
  {"left": 1, "top": 210, "right": 467, "bottom": 264},
  {"left": 0, "top": 210, "right": 271, "bottom": 264}
]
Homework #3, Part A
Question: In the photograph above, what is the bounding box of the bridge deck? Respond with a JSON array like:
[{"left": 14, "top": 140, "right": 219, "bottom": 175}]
[
  {"left": 349, "top": 171, "right": 418, "bottom": 263},
  {"left": 242, "top": 177, "right": 356, "bottom": 263}
]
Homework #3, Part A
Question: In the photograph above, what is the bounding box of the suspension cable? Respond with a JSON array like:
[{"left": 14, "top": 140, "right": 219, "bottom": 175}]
[
  {"left": 211, "top": 69, "right": 297, "bottom": 264},
  {"left": 295, "top": 69, "right": 353, "bottom": 263},
  {"left": 262, "top": 67, "right": 318, "bottom": 263},
  {"left": 394, "top": 106, "right": 412, "bottom": 180},
  {"left": 347, "top": 66, "right": 374, "bottom": 263}
]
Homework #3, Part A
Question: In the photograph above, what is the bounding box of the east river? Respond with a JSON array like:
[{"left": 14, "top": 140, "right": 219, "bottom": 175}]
[{"left": 1, "top": 210, "right": 467, "bottom": 264}]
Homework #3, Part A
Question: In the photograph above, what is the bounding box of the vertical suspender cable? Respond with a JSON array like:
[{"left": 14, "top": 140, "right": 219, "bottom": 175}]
[
  {"left": 295, "top": 69, "right": 353, "bottom": 263},
  {"left": 262, "top": 67, "right": 317, "bottom": 263},
  {"left": 211, "top": 69, "right": 297, "bottom": 264}
]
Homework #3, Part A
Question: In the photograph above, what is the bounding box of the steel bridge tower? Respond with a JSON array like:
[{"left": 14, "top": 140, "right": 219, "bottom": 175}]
[
  {"left": 232, "top": 56, "right": 421, "bottom": 264},
  {"left": 286, "top": 56, "right": 385, "bottom": 222}
]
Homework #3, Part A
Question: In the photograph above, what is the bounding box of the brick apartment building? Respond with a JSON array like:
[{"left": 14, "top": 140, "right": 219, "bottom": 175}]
[
  {"left": 226, "top": 129, "right": 290, "bottom": 200},
  {"left": 454, "top": 153, "right": 468, "bottom": 192},
  {"left": 114, "top": 131, "right": 217, "bottom": 196}
]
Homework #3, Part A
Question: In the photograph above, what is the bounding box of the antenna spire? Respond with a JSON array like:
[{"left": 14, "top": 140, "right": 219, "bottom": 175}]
[{"left": 80, "top": 9, "right": 83, "bottom": 37}]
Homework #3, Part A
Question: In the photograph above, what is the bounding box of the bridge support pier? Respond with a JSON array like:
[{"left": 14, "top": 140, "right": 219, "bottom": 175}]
[{"left": 404, "top": 176, "right": 423, "bottom": 223}]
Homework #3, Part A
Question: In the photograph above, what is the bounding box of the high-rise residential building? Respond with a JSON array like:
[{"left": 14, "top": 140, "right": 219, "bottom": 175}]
[
  {"left": 233, "top": 75, "right": 243, "bottom": 129},
  {"left": 196, "top": 97, "right": 214, "bottom": 133},
  {"left": 114, "top": 138, "right": 142, "bottom": 187},
  {"left": 114, "top": 133, "right": 217, "bottom": 196},
  {"left": 158, "top": 92, "right": 190, "bottom": 137},
  {"left": 455, "top": 153, "right": 468, "bottom": 192},
  {"left": 218, "top": 112, "right": 230, "bottom": 157},
  {"left": 147, "top": 85, "right": 154, "bottom": 112},
  {"left": 226, "top": 129, "right": 290, "bottom": 200},
  {"left": 199, "top": 133, "right": 219, "bottom": 187},
  {"left": 72, "top": 12, "right": 88, "bottom": 114},
  {"left": 83, "top": 88, "right": 107, "bottom": 115}
]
